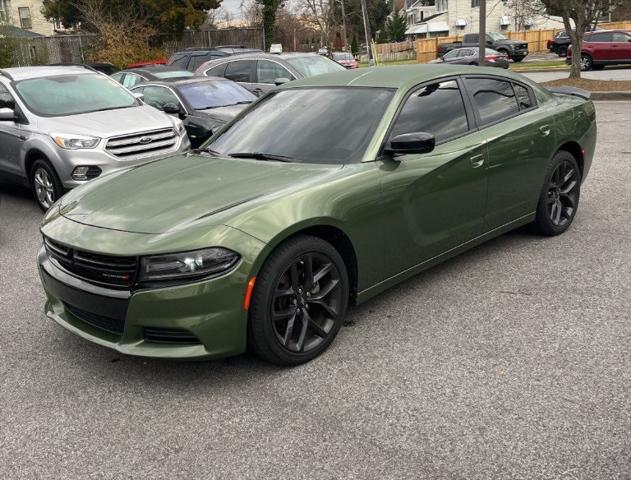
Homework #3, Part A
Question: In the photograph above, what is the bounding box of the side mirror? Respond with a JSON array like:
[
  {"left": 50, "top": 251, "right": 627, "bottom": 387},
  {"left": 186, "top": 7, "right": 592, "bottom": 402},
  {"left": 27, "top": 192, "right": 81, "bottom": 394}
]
[
  {"left": 133, "top": 92, "right": 144, "bottom": 101},
  {"left": 386, "top": 132, "right": 435, "bottom": 155},
  {"left": 274, "top": 77, "right": 290, "bottom": 86},
  {"left": 0, "top": 107, "right": 16, "bottom": 121},
  {"left": 162, "top": 103, "right": 182, "bottom": 116}
]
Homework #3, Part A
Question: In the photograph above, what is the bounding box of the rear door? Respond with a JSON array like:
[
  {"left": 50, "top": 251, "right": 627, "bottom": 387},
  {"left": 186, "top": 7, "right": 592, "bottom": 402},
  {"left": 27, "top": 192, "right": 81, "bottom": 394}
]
[
  {"left": 380, "top": 78, "right": 490, "bottom": 276},
  {"left": 611, "top": 31, "right": 631, "bottom": 61},
  {"left": 223, "top": 60, "right": 257, "bottom": 94},
  {"left": 462, "top": 76, "right": 556, "bottom": 229},
  {"left": 587, "top": 32, "right": 613, "bottom": 61}
]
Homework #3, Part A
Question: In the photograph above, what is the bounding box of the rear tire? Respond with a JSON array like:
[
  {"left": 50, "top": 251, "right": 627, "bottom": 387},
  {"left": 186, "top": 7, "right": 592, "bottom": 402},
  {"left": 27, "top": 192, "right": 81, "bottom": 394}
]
[
  {"left": 30, "top": 159, "right": 63, "bottom": 211},
  {"left": 248, "top": 235, "right": 349, "bottom": 366},
  {"left": 532, "top": 151, "right": 581, "bottom": 236}
]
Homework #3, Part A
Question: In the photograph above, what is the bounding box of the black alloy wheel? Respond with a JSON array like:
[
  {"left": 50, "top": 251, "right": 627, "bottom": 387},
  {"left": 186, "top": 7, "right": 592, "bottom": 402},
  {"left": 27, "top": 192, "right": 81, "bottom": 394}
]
[
  {"left": 249, "top": 235, "right": 349, "bottom": 365},
  {"left": 533, "top": 151, "right": 581, "bottom": 236}
]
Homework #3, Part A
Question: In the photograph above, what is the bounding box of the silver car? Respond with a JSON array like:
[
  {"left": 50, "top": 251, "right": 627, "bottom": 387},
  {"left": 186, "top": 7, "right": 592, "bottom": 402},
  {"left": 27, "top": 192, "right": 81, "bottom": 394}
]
[{"left": 0, "top": 65, "right": 190, "bottom": 210}]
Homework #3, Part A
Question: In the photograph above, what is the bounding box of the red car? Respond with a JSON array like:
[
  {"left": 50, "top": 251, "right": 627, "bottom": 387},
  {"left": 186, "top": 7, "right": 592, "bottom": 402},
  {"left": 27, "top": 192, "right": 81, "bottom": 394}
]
[
  {"left": 331, "top": 51, "right": 359, "bottom": 69},
  {"left": 567, "top": 30, "right": 631, "bottom": 71}
]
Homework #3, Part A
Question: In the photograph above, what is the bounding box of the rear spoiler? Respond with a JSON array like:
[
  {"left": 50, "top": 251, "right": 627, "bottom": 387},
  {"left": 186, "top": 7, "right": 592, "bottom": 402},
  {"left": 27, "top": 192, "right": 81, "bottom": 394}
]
[{"left": 547, "top": 86, "right": 591, "bottom": 100}]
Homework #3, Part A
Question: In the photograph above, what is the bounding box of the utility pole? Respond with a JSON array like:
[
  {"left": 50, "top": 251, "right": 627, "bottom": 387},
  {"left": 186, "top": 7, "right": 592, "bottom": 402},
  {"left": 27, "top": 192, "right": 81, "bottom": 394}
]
[
  {"left": 360, "top": 0, "right": 374, "bottom": 65},
  {"left": 340, "top": 0, "right": 349, "bottom": 51},
  {"left": 478, "top": 0, "right": 486, "bottom": 66}
]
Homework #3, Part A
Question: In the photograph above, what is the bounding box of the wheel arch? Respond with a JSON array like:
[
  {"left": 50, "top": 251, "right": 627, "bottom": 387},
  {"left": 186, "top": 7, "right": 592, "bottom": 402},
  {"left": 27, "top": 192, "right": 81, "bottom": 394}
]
[
  {"left": 557, "top": 141, "right": 584, "bottom": 178},
  {"left": 24, "top": 148, "right": 52, "bottom": 179},
  {"left": 252, "top": 220, "right": 360, "bottom": 304}
]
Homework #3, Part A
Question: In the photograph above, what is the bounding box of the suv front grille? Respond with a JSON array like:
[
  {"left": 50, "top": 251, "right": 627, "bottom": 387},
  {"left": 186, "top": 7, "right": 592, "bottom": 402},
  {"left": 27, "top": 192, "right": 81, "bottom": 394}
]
[
  {"left": 44, "top": 237, "right": 138, "bottom": 289},
  {"left": 106, "top": 128, "right": 177, "bottom": 159}
]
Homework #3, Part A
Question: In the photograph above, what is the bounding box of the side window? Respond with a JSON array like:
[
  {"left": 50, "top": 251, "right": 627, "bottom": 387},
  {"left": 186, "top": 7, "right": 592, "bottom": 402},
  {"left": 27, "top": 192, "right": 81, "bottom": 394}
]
[
  {"left": 110, "top": 72, "right": 124, "bottom": 84},
  {"left": 464, "top": 77, "right": 519, "bottom": 125},
  {"left": 390, "top": 80, "right": 469, "bottom": 144},
  {"left": 142, "top": 86, "right": 180, "bottom": 110},
  {"left": 205, "top": 63, "right": 227, "bottom": 77},
  {"left": 458, "top": 49, "right": 473, "bottom": 57},
  {"left": 0, "top": 83, "right": 15, "bottom": 109},
  {"left": 589, "top": 32, "right": 613, "bottom": 42},
  {"left": 256, "top": 60, "right": 293, "bottom": 84},
  {"left": 169, "top": 54, "right": 188, "bottom": 69},
  {"left": 188, "top": 54, "right": 211, "bottom": 71},
  {"left": 224, "top": 60, "right": 255, "bottom": 82},
  {"left": 612, "top": 32, "right": 631, "bottom": 42},
  {"left": 122, "top": 73, "right": 142, "bottom": 88},
  {"left": 443, "top": 49, "right": 458, "bottom": 60},
  {"left": 513, "top": 83, "right": 534, "bottom": 110}
]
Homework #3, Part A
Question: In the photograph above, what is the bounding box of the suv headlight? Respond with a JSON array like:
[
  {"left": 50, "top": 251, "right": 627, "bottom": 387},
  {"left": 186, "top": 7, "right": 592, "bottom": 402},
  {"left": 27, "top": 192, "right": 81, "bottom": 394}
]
[
  {"left": 172, "top": 118, "right": 186, "bottom": 136},
  {"left": 139, "top": 247, "right": 239, "bottom": 283},
  {"left": 52, "top": 133, "right": 100, "bottom": 150}
]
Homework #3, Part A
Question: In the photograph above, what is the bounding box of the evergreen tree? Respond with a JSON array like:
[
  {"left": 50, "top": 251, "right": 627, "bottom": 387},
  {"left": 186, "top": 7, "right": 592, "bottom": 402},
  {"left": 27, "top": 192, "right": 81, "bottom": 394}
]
[{"left": 385, "top": 11, "right": 406, "bottom": 42}]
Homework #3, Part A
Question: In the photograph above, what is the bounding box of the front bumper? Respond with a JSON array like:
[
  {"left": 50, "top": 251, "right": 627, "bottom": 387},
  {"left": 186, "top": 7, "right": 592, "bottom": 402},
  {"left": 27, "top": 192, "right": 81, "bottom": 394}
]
[{"left": 38, "top": 246, "right": 249, "bottom": 359}]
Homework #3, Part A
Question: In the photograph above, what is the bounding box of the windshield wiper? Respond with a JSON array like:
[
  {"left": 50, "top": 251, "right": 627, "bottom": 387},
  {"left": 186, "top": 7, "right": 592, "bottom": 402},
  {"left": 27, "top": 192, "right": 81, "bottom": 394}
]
[{"left": 228, "top": 152, "right": 293, "bottom": 162}]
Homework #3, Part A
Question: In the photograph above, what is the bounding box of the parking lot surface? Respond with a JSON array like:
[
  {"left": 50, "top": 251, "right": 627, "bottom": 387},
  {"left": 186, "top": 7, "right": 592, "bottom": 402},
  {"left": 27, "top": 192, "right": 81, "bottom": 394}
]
[
  {"left": 1, "top": 102, "right": 630, "bottom": 480},
  {"left": 524, "top": 66, "right": 631, "bottom": 83}
]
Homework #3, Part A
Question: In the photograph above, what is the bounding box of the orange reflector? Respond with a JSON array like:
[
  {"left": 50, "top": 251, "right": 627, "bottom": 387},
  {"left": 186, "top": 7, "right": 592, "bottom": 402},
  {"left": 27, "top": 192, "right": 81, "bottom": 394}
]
[{"left": 243, "top": 277, "right": 256, "bottom": 310}]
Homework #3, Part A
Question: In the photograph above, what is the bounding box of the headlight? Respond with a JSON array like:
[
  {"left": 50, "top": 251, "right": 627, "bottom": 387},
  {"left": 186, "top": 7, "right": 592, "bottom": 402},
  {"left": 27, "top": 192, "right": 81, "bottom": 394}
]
[
  {"left": 52, "top": 133, "right": 101, "bottom": 150},
  {"left": 172, "top": 119, "right": 186, "bottom": 136},
  {"left": 139, "top": 247, "right": 239, "bottom": 283}
]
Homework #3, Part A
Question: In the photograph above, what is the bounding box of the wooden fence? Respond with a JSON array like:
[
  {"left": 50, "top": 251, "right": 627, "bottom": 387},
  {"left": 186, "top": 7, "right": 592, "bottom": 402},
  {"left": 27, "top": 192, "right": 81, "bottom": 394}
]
[{"left": 408, "top": 20, "right": 631, "bottom": 62}]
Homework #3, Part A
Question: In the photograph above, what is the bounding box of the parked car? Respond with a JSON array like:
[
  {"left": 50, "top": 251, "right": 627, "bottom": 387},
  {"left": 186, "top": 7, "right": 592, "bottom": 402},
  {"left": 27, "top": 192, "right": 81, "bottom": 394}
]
[
  {"left": 127, "top": 59, "right": 167, "bottom": 68},
  {"left": 168, "top": 46, "right": 263, "bottom": 72},
  {"left": 567, "top": 29, "right": 631, "bottom": 71},
  {"left": 438, "top": 32, "right": 529, "bottom": 62},
  {"left": 51, "top": 62, "right": 120, "bottom": 75},
  {"left": 195, "top": 53, "right": 345, "bottom": 96},
  {"left": 38, "top": 65, "right": 596, "bottom": 365},
  {"left": 131, "top": 77, "right": 255, "bottom": 148},
  {"left": 548, "top": 30, "right": 571, "bottom": 57},
  {"left": 429, "top": 47, "right": 509, "bottom": 68},
  {"left": 332, "top": 51, "right": 359, "bottom": 69},
  {"left": 215, "top": 45, "right": 263, "bottom": 55},
  {"left": 0, "top": 66, "right": 189, "bottom": 210},
  {"left": 111, "top": 66, "right": 193, "bottom": 88}
]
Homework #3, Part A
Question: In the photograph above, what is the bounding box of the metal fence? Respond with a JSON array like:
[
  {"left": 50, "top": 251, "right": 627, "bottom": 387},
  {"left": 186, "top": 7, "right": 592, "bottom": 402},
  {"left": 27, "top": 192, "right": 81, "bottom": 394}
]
[{"left": 156, "top": 28, "right": 265, "bottom": 55}]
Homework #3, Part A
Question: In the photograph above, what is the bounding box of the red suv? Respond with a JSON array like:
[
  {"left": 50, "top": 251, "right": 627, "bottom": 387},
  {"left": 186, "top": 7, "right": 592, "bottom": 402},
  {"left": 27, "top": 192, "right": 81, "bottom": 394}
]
[{"left": 567, "top": 30, "right": 631, "bottom": 70}]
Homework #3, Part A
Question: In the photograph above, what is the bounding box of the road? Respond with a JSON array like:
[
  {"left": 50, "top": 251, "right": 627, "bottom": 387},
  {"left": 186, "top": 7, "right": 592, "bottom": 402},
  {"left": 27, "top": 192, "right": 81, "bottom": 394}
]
[
  {"left": 522, "top": 66, "right": 631, "bottom": 82},
  {"left": 1, "top": 102, "right": 630, "bottom": 480}
]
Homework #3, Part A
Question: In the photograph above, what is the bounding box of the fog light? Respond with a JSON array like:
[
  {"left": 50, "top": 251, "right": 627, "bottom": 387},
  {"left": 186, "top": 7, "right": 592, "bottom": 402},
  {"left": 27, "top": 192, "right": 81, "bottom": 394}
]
[{"left": 72, "top": 166, "right": 102, "bottom": 181}]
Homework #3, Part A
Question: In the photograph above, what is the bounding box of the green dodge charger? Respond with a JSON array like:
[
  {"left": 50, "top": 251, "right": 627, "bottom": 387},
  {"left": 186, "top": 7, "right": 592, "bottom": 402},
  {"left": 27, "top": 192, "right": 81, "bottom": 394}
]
[{"left": 38, "top": 65, "right": 596, "bottom": 365}]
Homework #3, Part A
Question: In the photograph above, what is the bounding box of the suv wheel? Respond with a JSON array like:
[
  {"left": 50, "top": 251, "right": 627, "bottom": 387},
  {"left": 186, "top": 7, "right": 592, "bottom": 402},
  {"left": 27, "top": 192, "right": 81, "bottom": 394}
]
[
  {"left": 558, "top": 46, "right": 568, "bottom": 57},
  {"left": 580, "top": 54, "right": 593, "bottom": 71},
  {"left": 512, "top": 56, "right": 525, "bottom": 63},
  {"left": 30, "top": 159, "right": 63, "bottom": 211}
]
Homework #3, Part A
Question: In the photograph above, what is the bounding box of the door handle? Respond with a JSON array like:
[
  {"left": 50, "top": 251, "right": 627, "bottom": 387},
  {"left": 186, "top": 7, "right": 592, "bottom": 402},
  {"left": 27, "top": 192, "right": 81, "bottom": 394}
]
[
  {"left": 539, "top": 125, "right": 551, "bottom": 137},
  {"left": 470, "top": 153, "right": 485, "bottom": 168}
]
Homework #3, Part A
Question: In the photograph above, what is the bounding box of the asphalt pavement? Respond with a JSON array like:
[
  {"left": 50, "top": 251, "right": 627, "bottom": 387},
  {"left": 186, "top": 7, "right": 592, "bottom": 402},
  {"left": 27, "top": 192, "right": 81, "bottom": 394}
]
[
  {"left": 523, "top": 66, "right": 631, "bottom": 82},
  {"left": 0, "top": 102, "right": 630, "bottom": 480}
]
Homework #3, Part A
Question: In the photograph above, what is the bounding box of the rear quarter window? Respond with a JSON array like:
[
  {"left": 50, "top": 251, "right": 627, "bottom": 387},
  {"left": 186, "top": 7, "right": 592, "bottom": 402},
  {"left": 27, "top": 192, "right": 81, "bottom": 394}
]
[{"left": 464, "top": 77, "right": 519, "bottom": 125}]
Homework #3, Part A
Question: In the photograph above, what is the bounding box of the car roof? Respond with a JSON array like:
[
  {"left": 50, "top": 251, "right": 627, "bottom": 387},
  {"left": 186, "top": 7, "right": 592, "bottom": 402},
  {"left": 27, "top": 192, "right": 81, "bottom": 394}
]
[
  {"left": 1, "top": 65, "right": 96, "bottom": 81},
  {"left": 121, "top": 66, "right": 190, "bottom": 74},
  {"left": 136, "top": 77, "right": 228, "bottom": 88},
  {"left": 282, "top": 64, "right": 530, "bottom": 90}
]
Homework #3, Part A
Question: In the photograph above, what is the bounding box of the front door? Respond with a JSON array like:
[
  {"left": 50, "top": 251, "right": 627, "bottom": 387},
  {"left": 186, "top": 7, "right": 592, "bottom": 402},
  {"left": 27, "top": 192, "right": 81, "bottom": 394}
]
[
  {"left": 0, "top": 84, "right": 26, "bottom": 178},
  {"left": 252, "top": 60, "right": 296, "bottom": 96},
  {"left": 223, "top": 59, "right": 258, "bottom": 95},
  {"left": 380, "top": 79, "right": 489, "bottom": 277}
]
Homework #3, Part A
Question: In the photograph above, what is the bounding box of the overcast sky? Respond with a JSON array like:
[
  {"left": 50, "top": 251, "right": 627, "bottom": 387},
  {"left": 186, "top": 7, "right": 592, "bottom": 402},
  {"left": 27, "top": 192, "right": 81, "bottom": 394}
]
[{"left": 221, "top": 0, "right": 245, "bottom": 18}]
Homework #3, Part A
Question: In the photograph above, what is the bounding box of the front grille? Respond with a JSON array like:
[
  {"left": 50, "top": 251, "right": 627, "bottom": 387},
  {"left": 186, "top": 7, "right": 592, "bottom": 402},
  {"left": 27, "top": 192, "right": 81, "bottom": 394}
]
[
  {"left": 517, "top": 43, "right": 528, "bottom": 50},
  {"left": 143, "top": 327, "right": 201, "bottom": 345},
  {"left": 45, "top": 237, "right": 138, "bottom": 289},
  {"left": 64, "top": 302, "right": 125, "bottom": 335},
  {"left": 106, "top": 128, "right": 176, "bottom": 159}
]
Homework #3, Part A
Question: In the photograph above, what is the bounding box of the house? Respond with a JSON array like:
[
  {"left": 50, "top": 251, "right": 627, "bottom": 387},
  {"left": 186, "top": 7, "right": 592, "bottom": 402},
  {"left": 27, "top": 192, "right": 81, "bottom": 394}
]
[
  {"left": 403, "top": 0, "right": 564, "bottom": 38},
  {"left": 0, "top": 0, "right": 61, "bottom": 36}
]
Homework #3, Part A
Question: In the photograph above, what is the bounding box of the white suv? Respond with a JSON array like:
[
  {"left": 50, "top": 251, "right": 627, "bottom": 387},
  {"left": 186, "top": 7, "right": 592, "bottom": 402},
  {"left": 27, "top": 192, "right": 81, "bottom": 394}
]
[{"left": 0, "top": 65, "right": 190, "bottom": 210}]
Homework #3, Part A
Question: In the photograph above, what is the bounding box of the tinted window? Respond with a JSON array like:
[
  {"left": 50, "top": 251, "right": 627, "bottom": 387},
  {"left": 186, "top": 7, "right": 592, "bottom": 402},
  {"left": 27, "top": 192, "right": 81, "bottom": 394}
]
[
  {"left": 391, "top": 80, "right": 469, "bottom": 144},
  {"left": 16, "top": 74, "right": 136, "bottom": 116},
  {"left": 224, "top": 60, "right": 255, "bottom": 82},
  {"left": 459, "top": 49, "right": 474, "bottom": 57},
  {"left": 464, "top": 77, "right": 519, "bottom": 125},
  {"left": 285, "top": 56, "right": 345, "bottom": 77},
  {"left": 141, "top": 86, "right": 180, "bottom": 110},
  {"left": 208, "top": 87, "right": 394, "bottom": 164},
  {"left": 178, "top": 81, "right": 255, "bottom": 109},
  {"left": 443, "top": 49, "right": 459, "bottom": 59},
  {"left": 168, "top": 54, "right": 188, "bottom": 69},
  {"left": 612, "top": 32, "right": 631, "bottom": 42},
  {"left": 110, "top": 72, "right": 124, "bottom": 84},
  {"left": 205, "top": 63, "right": 227, "bottom": 77},
  {"left": 188, "top": 54, "right": 212, "bottom": 71},
  {"left": 588, "top": 32, "right": 613, "bottom": 42},
  {"left": 256, "top": 60, "right": 293, "bottom": 84},
  {"left": 0, "top": 83, "right": 15, "bottom": 109},
  {"left": 513, "top": 83, "right": 533, "bottom": 110},
  {"left": 122, "top": 73, "right": 143, "bottom": 88}
]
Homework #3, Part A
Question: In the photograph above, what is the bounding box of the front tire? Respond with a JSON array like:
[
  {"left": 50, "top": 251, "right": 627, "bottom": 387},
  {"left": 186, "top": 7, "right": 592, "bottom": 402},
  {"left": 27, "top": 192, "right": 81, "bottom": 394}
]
[
  {"left": 30, "top": 159, "right": 63, "bottom": 211},
  {"left": 512, "top": 56, "right": 525, "bottom": 63},
  {"left": 580, "top": 54, "right": 593, "bottom": 71},
  {"left": 558, "top": 46, "right": 568, "bottom": 57},
  {"left": 248, "top": 235, "right": 349, "bottom": 366},
  {"left": 532, "top": 151, "right": 581, "bottom": 236}
]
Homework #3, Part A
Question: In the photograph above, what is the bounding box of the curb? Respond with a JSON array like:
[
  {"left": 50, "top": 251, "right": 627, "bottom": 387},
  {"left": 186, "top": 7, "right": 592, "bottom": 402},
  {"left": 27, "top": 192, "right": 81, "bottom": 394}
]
[{"left": 590, "top": 91, "right": 631, "bottom": 100}]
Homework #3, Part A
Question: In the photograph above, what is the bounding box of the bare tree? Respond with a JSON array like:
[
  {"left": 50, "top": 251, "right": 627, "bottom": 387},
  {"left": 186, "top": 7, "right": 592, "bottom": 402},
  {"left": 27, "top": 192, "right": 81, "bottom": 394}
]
[
  {"left": 301, "top": 0, "right": 334, "bottom": 47},
  {"left": 541, "top": 0, "right": 618, "bottom": 78},
  {"left": 507, "top": 0, "right": 546, "bottom": 30}
]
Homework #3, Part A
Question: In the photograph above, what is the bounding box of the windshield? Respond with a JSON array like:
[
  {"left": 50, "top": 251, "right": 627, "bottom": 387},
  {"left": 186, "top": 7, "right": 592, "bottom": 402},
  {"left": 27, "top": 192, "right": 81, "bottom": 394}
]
[
  {"left": 16, "top": 73, "right": 136, "bottom": 116},
  {"left": 179, "top": 80, "right": 256, "bottom": 109},
  {"left": 487, "top": 32, "right": 508, "bottom": 41},
  {"left": 333, "top": 52, "right": 354, "bottom": 61},
  {"left": 286, "top": 56, "right": 345, "bottom": 77},
  {"left": 206, "top": 87, "right": 394, "bottom": 164},
  {"left": 154, "top": 70, "right": 193, "bottom": 79}
]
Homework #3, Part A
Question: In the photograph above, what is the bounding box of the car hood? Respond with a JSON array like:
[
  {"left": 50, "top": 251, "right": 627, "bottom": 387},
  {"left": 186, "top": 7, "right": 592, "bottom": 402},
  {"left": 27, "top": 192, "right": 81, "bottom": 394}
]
[
  {"left": 196, "top": 104, "right": 249, "bottom": 123},
  {"left": 57, "top": 154, "right": 343, "bottom": 234},
  {"left": 44, "top": 105, "right": 174, "bottom": 138},
  {"left": 502, "top": 39, "right": 527, "bottom": 45}
]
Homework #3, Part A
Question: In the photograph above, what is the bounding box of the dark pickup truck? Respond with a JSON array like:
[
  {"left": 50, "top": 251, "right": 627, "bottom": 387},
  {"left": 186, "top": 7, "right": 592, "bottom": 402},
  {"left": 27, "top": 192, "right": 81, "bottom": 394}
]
[{"left": 437, "top": 32, "right": 529, "bottom": 62}]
